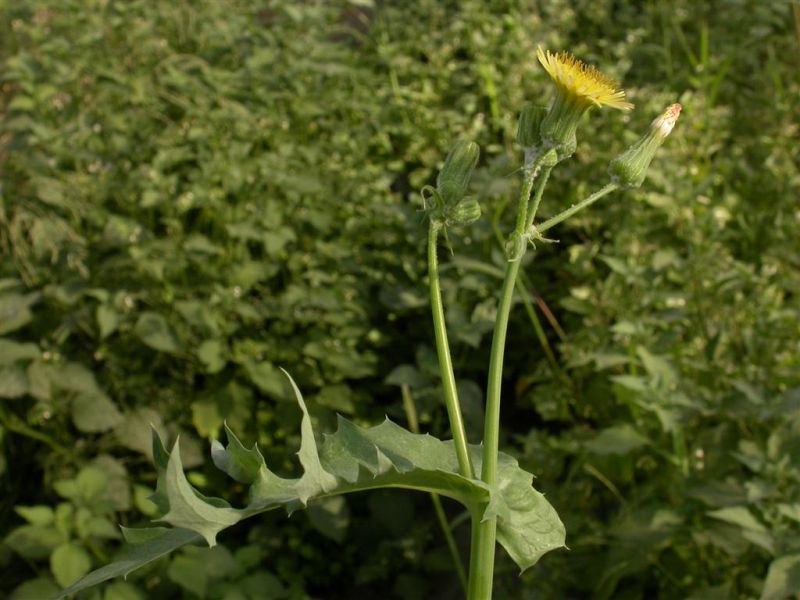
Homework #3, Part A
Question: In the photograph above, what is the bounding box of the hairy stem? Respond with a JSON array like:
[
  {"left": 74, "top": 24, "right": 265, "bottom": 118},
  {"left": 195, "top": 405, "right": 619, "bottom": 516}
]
[{"left": 512, "top": 161, "right": 541, "bottom": 238}]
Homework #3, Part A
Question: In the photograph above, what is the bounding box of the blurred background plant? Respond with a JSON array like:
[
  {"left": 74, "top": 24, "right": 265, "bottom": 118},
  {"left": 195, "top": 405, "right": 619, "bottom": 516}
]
[{"left": 1, "top": 0, "right": 798, "bottom": 598}]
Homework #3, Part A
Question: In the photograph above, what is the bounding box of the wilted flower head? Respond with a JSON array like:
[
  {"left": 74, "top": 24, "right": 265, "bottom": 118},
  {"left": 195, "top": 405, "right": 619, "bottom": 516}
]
[
  {"left": 650, "top": 102, "right": 682, "bottom": 137},
  {"left": 537, "top": 47, "right": 633, "bottom": 159},
  {"left": 609, "top": 103, "right": 682, "bottom": 188}
]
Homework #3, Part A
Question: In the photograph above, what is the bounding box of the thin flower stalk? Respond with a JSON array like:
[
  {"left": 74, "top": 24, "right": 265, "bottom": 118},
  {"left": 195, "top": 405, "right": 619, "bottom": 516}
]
[{"left": 428, "top": 221, "right": 474, "bottom": 479}]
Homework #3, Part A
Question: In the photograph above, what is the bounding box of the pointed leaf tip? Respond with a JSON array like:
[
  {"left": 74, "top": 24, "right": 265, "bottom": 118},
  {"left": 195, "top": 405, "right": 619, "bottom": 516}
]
[
  {"left": 58, "top": 394, "right": 564, "bottom": 596},
  {"left": 280, "top": 368, "right": 338, "bottom": 497},
  {"left": 150, "top": 426, "right": 170, "bottom": 469},
  {"left": 52, "top": 528, "right": 202, "bottom": 599},
  {"left": 211, "top": 424, "right": 265, "bottom": 484},
  {"left": 161, "top": 438, "right": 240, "bottom": 546}
]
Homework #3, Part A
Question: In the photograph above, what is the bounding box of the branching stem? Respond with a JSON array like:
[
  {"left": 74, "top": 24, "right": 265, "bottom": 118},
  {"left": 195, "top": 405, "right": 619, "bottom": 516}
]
[
  {"left": 536, "top": 182, "right": 619, "bottom": 235},
  {"left": 467, "top": 164, "right": 552, "bottom": 600}
]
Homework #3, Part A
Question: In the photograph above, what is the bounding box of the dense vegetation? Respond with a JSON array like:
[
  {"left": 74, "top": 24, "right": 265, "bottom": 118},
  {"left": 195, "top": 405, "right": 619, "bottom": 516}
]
[{"left": 1, "top": 1, "right": 798, "bottom": 598}]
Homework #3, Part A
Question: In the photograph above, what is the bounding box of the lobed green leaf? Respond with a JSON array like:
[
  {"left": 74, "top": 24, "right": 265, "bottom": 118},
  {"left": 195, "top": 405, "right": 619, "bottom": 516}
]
[{"left": 55, "top": 371, "right": 564, "bottom": 597}]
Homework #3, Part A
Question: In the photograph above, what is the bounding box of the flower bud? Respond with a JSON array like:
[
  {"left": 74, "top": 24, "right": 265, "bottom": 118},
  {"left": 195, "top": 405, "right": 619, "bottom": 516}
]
[
  {"left": 516, "top": 104, "right": 547, "bottom": 149},
  {"left": 539, "top": 95, "right": 581, "bottom": 155},
  {"left": 436, "top": 140, "right": 480, "bottom": 206},
  {"left": 447, "top": 198, "right": 481, "bottom": 227},
  {"left": 608, "top": 103, "right": 682, "bottom": 188},
  {"left": 536, "top": 48, "right": 632, "bottom": 161}
]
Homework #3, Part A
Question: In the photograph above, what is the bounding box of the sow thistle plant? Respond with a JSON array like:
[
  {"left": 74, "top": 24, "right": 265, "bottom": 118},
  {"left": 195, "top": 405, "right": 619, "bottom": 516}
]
[{"left": 56, "top": 48, "right": 679, "bottom": 600}]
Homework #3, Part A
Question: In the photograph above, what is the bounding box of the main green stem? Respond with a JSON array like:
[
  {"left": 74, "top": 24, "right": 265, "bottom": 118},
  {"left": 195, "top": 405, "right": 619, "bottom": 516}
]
[
  {"left": 467, "top": 165, "right": 552, "bottom": 600},
  {"left": 428, "top": 222, "right": 474, "bottom": 479}
]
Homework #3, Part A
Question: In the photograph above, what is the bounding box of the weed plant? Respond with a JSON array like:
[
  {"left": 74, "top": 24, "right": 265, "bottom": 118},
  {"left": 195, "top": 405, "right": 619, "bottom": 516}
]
[{"left": 1, "top": 1, "right": 798, "bottom": 599}]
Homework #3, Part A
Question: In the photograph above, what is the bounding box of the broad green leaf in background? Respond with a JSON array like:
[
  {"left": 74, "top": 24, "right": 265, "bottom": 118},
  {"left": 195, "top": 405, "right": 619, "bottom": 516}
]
[
  {"left": 307, "top": 496, "right": 350, "bottom": 543},
  {"left": 167, "top": 545, "right": 239, "bottom": 598},
  {"left": 0, "top": 339, "right": 39, "bottom": 363},
  {"left": 114, "top": 407, "right": 166, "bottom": 458},
  {"left": 15, "top": 506, "right": 55, "bottom": 527},
  {"left": 707, "top": 506, "right": 774, "bottom": 553},
  {"left": 314, "top": 384, "right": 357, "bottom": 414},
  {"left": 4, "top": 524, "right": 65, "bottom": 560},
  {"left": 708, "top": 506, "right": 768, "bottom": 533},
  {"left": 240, "top": 359, "right": 289, "bottom": 400},
  {"left": 167, "top": 553, "right": 209, "bottom": 598},
  {"left": 584, "top": 425, "right": 650, "bottom": 456},
  {"left": 96, "top": 305, "right": 120, "bottom": 339},
  {"left": 134, "top": 312, "right": 180, "bottom": 353},
  {"left": 196, "top": 340, "right": 226, "bottom": 373},
  {"left": 50, "top": 543, "right": 91, "bottom": 587},
  {"left": 384, "top": 365, "right": 430, "bottom": 389},
  {"left": 26, "top": 360, "right": 51, "bottom": 400},
  {"left": 103, "top": 581, "right": 146, "bottom": 600},
  {"left": 71, "top": 393, "right": 123, "bottom": 433},
  {"left": 0, "top": 365, "right": 28, "bottom": 398},
  {"left": 636, "top": 346, "right": 677, "bottom": 385},
  {"left": 236, "top": 571, "right": 287, "bottom": 599},
  {"left": 191, "top": 398, "right": 224, "bottom": 438},
  {"left": 0, "top": 292, "right": 39, "bottom": 335},
  {"left": 10, "top": 578, "right": 60, "bottom": 600},
  {"left": 760, "top": 554, "right": 800, "bottom": 600}
]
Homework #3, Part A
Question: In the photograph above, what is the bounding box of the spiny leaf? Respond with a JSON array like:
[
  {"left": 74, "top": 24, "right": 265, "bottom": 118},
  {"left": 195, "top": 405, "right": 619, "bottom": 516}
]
[
  {"left": 491, "top": 451, "right": 566, "bottom": 572},
  {"left": 52, "top": 528, "right": 202, "bottom": 599},
  {"left": 281, "top": 368, "right": 338, "bottom": 502},
  {"left": 317, "top": 417, "right": 490, "bottom": 508},
  {"left": 148, "top": 427, "right": 171, "bottom": 515},
  {"left": 211, "top": 423, "right": 264, "bottom": 484},
  {"left": 56, "top": 370, "right": 565, "bottom": 597},
  {"left": 160, "top": 439, "right": 241, "bottom": 546}
]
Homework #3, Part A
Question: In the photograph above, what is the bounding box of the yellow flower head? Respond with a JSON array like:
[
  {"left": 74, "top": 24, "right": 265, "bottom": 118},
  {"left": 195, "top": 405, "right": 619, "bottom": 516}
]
[
  {"left": 537, "top": 47, "right": 633, "bottom": 111},
  {"left": 534, "top": 47, "right": 633, "bottom": 159}
]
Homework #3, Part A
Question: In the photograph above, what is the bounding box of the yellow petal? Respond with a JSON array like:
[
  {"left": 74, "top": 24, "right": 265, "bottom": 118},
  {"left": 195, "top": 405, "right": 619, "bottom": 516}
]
[{"left": 537, "top": 47, "right": 633, "bottom": 111}]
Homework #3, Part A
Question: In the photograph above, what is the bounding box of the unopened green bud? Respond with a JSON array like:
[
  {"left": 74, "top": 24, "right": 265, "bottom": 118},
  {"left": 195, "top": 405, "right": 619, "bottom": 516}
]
[
  {"left": 447, "top": 198, "right": 481, "bottom": 227},
  {"left": 516, "top": 104, "right": 547, "bottom": 149},
  {"left": 437, "top": 140, "right": 480, "bottom": 206},
  {"left": 609, "top": 103, "right": 682, "bottom": 188}
]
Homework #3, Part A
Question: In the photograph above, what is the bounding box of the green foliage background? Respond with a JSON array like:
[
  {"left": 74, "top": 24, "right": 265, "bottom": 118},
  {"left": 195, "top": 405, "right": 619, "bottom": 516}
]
[{"left": 1, "top": 0, "right": 798, "bottom": 598}]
